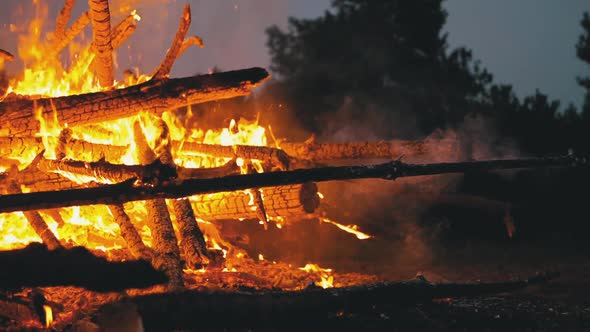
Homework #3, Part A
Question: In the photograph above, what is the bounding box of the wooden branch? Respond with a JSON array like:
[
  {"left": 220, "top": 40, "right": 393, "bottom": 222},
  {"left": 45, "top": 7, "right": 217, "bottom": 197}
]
[
  {"left": 0, "top": 68, "right": 269, "bottom": 137},
  {"left": 178, "top": 35, "right": 204, "bottom": 58},
  {"left": 49, "top": 11, "right": 91, "bottom": 57},
  {"left": 55, "top": 0, "right": 77, "bottom": 40},
  {"left": 0, "top": 49, "right": 14, "bottom": 62},
  {"left": 99, "top": 273, "right": 558, "bottom": 330},
  {"left": 152, "top": 4, "right": 191, "bottom": 79},
  {"left": 0, "top": 243, "right": 167, "bottom": 292},
  {"left": 36, "top": 157, "right": 177, "bottom": 184},
  {"left": 176, "top": 142, "right": 291, "bottom": 170},
  {"left": 111, "top": 11, "right": 140, "bottom": 49},
  {"left": 88, "top": 0, "right": 114, "bottom": 87},
  {"left": 107, "top": 204, "right": 153, "bottom": 260},
  {"left": 134, "top": 122, "right": 184, "bottom": 291},
  {"left": 5, "top": 177, "right": 62, "bottom": 250},
  {"left": 0, "top": 155, "right": 583, "bottom": 213},
  {"left": 279, "top": 139, "right": 452, "bottom": 161}
]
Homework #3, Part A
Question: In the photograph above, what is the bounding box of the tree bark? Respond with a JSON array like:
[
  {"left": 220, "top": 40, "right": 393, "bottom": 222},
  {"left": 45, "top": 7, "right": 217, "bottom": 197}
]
[{"left": 0, "top": 68, "right": 269, "bottom": 137}]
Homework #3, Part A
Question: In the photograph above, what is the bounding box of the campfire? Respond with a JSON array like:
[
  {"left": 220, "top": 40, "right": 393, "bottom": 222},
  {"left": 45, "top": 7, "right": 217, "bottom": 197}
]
[{"left": 0, "top": 1, "right": 585, "bottom": 330}]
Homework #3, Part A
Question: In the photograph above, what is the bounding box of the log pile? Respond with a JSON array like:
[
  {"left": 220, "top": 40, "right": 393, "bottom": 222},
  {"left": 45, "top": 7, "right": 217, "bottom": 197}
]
[{"left": 0, "top": 0, "right": 585, "bottom": 317}]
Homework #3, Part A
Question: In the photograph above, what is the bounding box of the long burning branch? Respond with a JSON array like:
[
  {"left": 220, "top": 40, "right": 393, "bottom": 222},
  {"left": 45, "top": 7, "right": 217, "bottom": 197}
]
[
  {"left": 0, "top": 155, "right": 584, "bottom": 213},
  {"left": 0, "top": 68, "right": 269, "bottom": 137}
]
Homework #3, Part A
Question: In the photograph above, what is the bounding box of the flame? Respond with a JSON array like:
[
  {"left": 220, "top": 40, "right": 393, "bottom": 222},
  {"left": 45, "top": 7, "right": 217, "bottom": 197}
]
[
  {"left": 299, "top": 263, "right": 334, "bottom": 288},
  {"left": 321, "top": 218, "right": 372, "bottom": 240},
  {"left": 43, "top": 305, "right": 53, "bottom": 328}
]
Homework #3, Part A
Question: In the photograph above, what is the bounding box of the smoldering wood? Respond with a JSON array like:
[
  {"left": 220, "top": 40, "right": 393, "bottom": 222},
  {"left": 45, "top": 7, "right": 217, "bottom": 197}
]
[
  {"left": 88, "top": 11, "right": 139, "bottom": 72},
  {"left": 0, "top": 67, "right": 269, "bottom": 137},
  {"left": 98, "top": 273, "right": 558, "bottom": 330},
  {"left": 0, "top": 155, "right": 582, "bottom": 214},
  {"left": 0, "top": 243, "right": 167, "bottom": 292},
  {"left": 152, "top": 4, "right": 191, "bottom": 79},
  {"left": 171, "top": 198, "right": 211, "bottom": 268},
  {"left": 54, "top": 0, "right": 77, "bottom": 40},
  {"left": 88, "top": 0, "right": 114, "bottom": 87}
]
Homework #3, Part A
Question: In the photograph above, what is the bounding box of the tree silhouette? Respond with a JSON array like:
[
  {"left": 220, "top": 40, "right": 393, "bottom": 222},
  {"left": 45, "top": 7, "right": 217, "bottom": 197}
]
[{"left": 266, "top": 0, "right": 492, "bottom": 137}]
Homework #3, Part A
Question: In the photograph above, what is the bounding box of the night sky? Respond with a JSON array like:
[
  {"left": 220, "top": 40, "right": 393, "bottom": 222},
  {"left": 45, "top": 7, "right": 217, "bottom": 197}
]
[{"left": 1, "top": 0, "right": 589, "bottom": 109}]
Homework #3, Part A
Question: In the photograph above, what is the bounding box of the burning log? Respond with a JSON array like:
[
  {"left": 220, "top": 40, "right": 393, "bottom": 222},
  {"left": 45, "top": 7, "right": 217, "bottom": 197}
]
[
  {"left": 191, "top": 183, "right": 319, "bottom": 221},
  {"left": 152, "top": 4, "right": 191, "bottom": 79},
  {"left": 134, "top": 121, "right": 184, "bottom": 290},
  {"left": 96, "top": 273, "right": 558, "bottom": 330},
  {"left": 0, "top": 67, "right": 269, "bottom": 137},
  {"left": 107, "top": 204, "right": 153, "bottom": 260},
  {"left": 88, "top": 0, "right": 114, "bottom": 87},
  {"left": 176, "top": 142, "right": 292, "bottom": 170},
  {"left": 0, "top": 243, "right": 167, "bottom": 292},
  {"left": 5, "top": 176, "right": 62, "bottom": 251},
  {"left": 54, "top": 0, "right": 77, "bottom": 40},
  {"left": 48, "top": 11, "right": 91, "bottom": 57},
  {"left": 0, "top": 155, "right": 582, "bottom": 213}
]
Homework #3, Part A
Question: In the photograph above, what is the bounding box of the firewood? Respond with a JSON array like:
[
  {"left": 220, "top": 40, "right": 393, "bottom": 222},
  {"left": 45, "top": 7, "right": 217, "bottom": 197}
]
[
  {"left": 191, "top": 183, "right": 319, "bottom": 220},
  {"left": 48, "top": 11, "right": 91, "bottom": 57},
  {"left": 54, "top": 0, "right": 77, "bottom": 40},
  {"left": 152, "top": 4, "right": 191, "bottom": 79},
  {"left": 5, "top": 176, "right": 62, "bottom": 251},
  {"left": 0, "top": 243, "right": 167, "bottom": 292},
  {"left": 0, "top": 49, "right": 14, "bottom": 62},
  {"left": 88, "top": 0, "right": 114, "bottom": 87},
  {"left": 134, "top": 121, "right": 184, "bottom": 290},
  {"left": 110, "top": 11, "right": 139, "bottom": 49},
  {"left": 178, "top": 35, "right": 204, "bottom": 58},
  {"left": 96, "top": 273, "right": 558, "bottom": 330},
  {"left": 157, "top": 119, "right": 212, "bottom": 269},
  {"left": 0, "top": 155, "right": 583, "bottom": 213},
  {"left": 279, "top": 139, "right": 446, "bottom": 161},
  {"left": 176, "top": 142, "right": 291, "bottom": 170},
  {"left": 0, "top": 67, "right": 269, "bottom": 137},
  {"left": 107, "top": 204, "right": 153, "bottom": 260}
]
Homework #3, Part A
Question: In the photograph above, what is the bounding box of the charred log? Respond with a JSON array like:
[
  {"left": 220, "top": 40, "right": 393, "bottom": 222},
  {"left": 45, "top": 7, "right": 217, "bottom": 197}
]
[
  {"left": 0, "top": 49, "right": 14, "bottom": 62},
  {"left": 0, "top": 155, "right": 583, "bottom": 213},
  {"left": 96, "top": 273, "right": 558, "bottom": 330},
  {"left": 107, "top": 204, "right": 153, "bottom": 260},
  {"left": 0, "top": 68, "right": 269, "bottom": 137},
  {"left": 0, "top": 243, "right": 167, "bottom": 292},
  {"left": 49, "top": 11, "right": 90, "bottom": 57}
]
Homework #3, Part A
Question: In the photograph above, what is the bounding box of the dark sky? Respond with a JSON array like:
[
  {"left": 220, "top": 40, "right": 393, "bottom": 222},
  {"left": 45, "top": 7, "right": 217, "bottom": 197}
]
[{"left": 1, "top": 0, "right": 589, "bottom": 108}]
